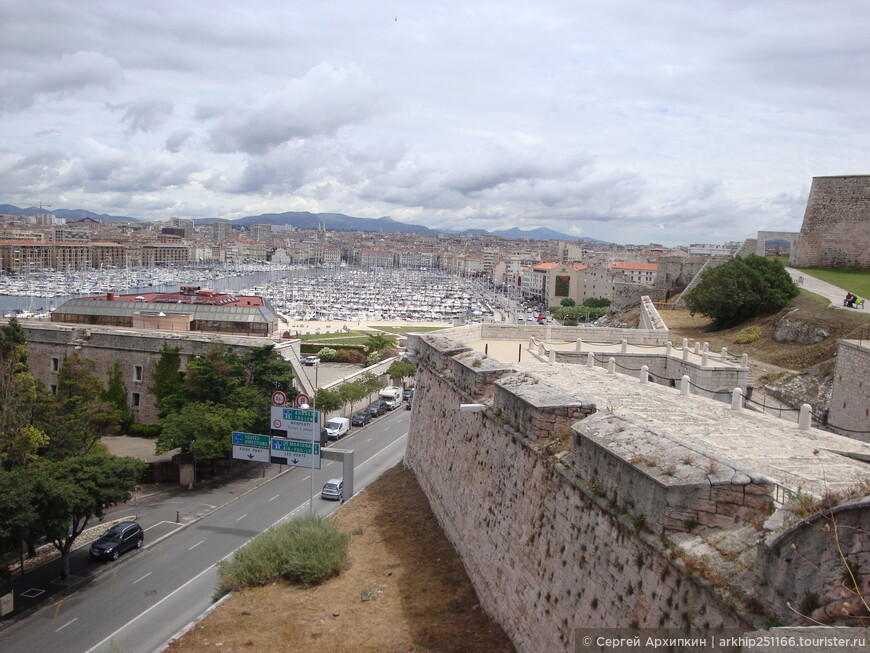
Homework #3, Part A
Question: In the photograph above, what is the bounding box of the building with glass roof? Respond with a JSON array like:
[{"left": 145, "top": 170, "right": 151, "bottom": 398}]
[{"left": 51, "top": 286, "right": 278, "bottom": 336}]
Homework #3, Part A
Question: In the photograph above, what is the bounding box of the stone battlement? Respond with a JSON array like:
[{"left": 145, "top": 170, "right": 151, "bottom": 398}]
[{"left": 405, "top": 326, "right": 870, "bottom": 652}]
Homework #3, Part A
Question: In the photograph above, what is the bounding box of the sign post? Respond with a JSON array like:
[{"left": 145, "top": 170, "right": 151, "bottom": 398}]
[{"left": 231, "top": 432, "right": 271, "bottom": 463}]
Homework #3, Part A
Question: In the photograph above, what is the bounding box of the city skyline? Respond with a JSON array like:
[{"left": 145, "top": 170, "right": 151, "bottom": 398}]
[{"left": 1, "top": 1, "right": 868, "bottom": 246}]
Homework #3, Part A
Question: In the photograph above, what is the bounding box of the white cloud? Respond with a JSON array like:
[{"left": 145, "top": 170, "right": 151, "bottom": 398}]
[{"left": 0, "top": 0, "right": 868, "bottom": 245}]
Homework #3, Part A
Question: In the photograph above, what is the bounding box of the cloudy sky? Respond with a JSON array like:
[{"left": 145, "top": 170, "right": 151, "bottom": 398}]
[{"left": 1, "top": 1, "right": 868, "bottom": 245}]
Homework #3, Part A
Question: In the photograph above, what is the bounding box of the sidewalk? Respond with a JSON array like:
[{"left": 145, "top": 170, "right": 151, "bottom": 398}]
[
  {"left": 785, "top": 267, "right": 857, "bottom": 310},
  {"left": 0, "top": 460, "right": 290, "bottom": 627}
]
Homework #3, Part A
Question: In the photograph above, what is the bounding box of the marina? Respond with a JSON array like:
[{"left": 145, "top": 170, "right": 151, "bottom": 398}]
[{"left": 0, "top": 265, "right": 497, "bottom": 324}]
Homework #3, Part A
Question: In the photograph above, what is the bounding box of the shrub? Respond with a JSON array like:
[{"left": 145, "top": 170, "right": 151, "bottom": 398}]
[
  {"left": 338, "top": 348, "right": 366, "bottom": 364},
  {"left": 127, "top": 423, "right": 161, "bottom": 438},
  {"left": 684, "top": 255, "right": 799, "bottom": 329},
  {"left": 317, "top": 347, "right": 338, "bottom": 362},
  {"left": 214, "top": 516, "right": 349, "bottom": 599},
  {"left": 734, "top": 325, "right": 762, "bottom": 344}
]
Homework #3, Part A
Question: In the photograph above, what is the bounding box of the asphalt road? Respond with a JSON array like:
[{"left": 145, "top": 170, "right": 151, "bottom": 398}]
[{"left": 0, "top": 408, "right": 410, "bottom": 653}]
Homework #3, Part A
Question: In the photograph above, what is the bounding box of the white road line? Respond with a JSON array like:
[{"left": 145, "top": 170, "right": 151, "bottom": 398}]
[
  {"left": 188, "top": 540, "right": 204, "bottom": 550},
  {"left": 268, "top": 494, "right": 280, "bottom": 502},
  {"left": 85, "top": 429, "right": 410, "bottom": 653},
  {"left": 132, "top": 572, "right": 152, "bottom": 585},
  {"left": 235, "top": 514, "right": 247, "bottom": 522},
  {"left": 55, "top": 618, "right": 77, "bottom": 632},
  {"left": 366, "top": 437, "right": 373, "bottom": 442}
]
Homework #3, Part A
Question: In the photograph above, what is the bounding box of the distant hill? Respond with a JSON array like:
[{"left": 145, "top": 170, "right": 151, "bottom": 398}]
[
  {"left": 0, "top": 202, "right": 604, "bottom": 241},
  {"left": 0, "top": 204, "right": 138, "bottom": 223}
]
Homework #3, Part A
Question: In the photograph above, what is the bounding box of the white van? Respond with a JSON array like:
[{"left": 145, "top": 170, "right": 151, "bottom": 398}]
[
  {"left": 324, "top": 417, "right": 350, "bottom": 440},
  {"left": 378, "top": 386, "right": 403, "bottom": 410}
]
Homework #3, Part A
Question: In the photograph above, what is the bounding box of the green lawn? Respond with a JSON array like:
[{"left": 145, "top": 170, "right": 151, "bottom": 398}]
[{"left": 794, "top": 268, "right": 870, "bottom": 298}]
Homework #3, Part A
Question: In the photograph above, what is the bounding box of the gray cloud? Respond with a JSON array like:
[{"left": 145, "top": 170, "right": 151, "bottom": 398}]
[
  {"left": 118, "top": 97, "right": 174, "bottom": 135},
  {"left": 165, "top": 128, "right": 193, "bottom": 153},
  {"left": 206, "top": 63, "right": 389, "bottom": 155},
  {"left": 0, "top": 50, "right": 123, "bottom": 113}
]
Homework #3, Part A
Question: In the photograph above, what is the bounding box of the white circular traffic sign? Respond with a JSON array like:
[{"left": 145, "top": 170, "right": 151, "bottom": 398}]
[
  {"left": 295, "top": 393, "right": 310, "bottom": 407},
  {"left": 272, "top": 391, "right": 287, "bottom": 406}
]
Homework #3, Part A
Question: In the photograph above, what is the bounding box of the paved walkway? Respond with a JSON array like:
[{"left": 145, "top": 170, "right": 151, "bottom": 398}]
[{"left": 785, "top": 267, "right": 861, "bottom": 310}]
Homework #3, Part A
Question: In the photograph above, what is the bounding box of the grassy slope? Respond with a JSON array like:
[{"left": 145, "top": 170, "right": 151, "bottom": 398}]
[
  {"left": 795, "top": 267, "right": 870, "bottom": 298},
  {"left": 663, "top": 291, "right": 870, "bottom": 371}
]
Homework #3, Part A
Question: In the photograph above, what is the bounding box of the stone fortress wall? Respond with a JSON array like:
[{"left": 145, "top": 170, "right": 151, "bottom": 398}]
[
  {"left": 405, "top": 325, "right": 870, "bottom": 653},
  {"left": 791, "top": 175, "right": 870, "bottom": 270},
  {"left": 828, "top": 339, "right": 870, "bottom": 443},
  {"left": 17, "top": 322, "right": 298, "bottom": 424}
]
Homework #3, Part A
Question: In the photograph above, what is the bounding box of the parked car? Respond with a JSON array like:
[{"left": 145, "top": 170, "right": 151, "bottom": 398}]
[
  {"left": 302, "top": 355, "right": 320, "bottom": 366},
  {"left": 351, "top": 411, "right": 371, "bottom": 427},
  {"left": 366, "top": 400, "right": 388, "bottom": 417},
  {"left": 90, "top": 521, "right": 144, "bottom": 561},
  {"left": 321, "top": 478, "right": 343, "bottom": 501},
  {"left": 324, "top": 417, "right": 350, "bottom": 440},
  {"left": 403, "top": 388, "right": 415, "bottom": 402}
]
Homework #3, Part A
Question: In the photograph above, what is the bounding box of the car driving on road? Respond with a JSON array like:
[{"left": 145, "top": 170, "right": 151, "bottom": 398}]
[
  {"left": 302, "top": 355, "right": 320, "bottom": 366},
  {"left": 321, "top": 479, "right": 343, "bottom": 501}
]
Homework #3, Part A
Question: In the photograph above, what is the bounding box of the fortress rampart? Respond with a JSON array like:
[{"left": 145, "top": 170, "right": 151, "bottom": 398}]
[
  {"left": 791, "top": 175, "right": 870, "bottom": 270},
  {"left": 405, "top": 326, "right": 870, "bottom": 652}
]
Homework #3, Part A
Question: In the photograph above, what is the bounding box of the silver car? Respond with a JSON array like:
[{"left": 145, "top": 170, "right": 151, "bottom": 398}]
[{"left": 321, "top": 479, "right": 343, "bottom": 501}]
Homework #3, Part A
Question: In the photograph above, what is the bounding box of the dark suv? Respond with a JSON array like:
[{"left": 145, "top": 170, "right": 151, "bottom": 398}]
[
  {"left": 366, "top": 400, "right": 388, "bottom": 417},
  {"left": 90, "top": 521, "right": 144, "bottom": 561}
]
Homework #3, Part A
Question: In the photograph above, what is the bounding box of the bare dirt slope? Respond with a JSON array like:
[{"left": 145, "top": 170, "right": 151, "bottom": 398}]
[{"left": 165, "top": 464, "right": 514, "bottom": 653}]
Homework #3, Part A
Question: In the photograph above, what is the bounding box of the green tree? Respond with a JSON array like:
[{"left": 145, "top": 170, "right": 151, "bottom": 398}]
[
  {"left": 363, "top": 333, "right": 395, "bottom": 356},
  {"left": 157, "top": 402, "right": 253, "bottom": 463},
  {"left": 0, "top": 467, "right": 40, "bottom": 566},
  {"left": 338, "top": 380, "right": 369, "bottom": 415},
  {"left": 314, "top": 388, "right": 343, "bottom": 414},
  {"left": 30, "top": 455, "right": 145, "bottom": 578},
  {"left": 583, "top": 297, "right": 611, "bottom": 308},
  {"left": 55, "top": 353, "right": 103, "bottom": 403},
  {"left": 560, "top": 298, "right": 576, "bottom": 307},
  {"left": 684, "top": 255, "right": 799, "bottom": 329},
  {"left": 0, "top": 331, "right": 47, "bottom": 469},
  {"left": 184, "top": 345, "right": 245, "bottom": 404},
  {"left": 240, "top": 345, "right": 295, "bottom": 396},
  {"left": 386, "top": 359, "right": 415, "bottom": 386},
  {"left": 103, "top": 362, "right": 134, "bottom": 431},
  {"left": 149, "top": 345, "right": 186, "bottom": 418}
]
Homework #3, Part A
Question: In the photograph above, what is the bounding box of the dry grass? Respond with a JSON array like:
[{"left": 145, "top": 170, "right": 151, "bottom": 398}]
[
  {"left": 165, "top": 464, "right": 514, "bottom": 653},
  {"left": 661, "top": 292, "right": 870, "bottom": 371}
]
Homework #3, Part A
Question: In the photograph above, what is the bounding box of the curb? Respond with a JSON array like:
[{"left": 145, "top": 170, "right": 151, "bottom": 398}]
[
  {"left": 0, "top": 466, "right": 293, "bottom": 632},
  {"left": 156, "top": 591, "right": 234, "bottom": 651}
]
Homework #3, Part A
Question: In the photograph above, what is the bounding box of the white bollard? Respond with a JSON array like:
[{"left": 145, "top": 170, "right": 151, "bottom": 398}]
[
  {"left": 608, "top": 357, "right": 616, "bottom": 374},
  {"left": 798, "top": 404, "right": 812, "bottom": 431},
  {"left": 666, "top": 342, "right": 673, "bottom": 357},
  {"left": 682, "top": 338, "right": 689, "bottom": 350},
  {"left": 741, "top": 353, "right": 749, "bottom": 368},
  {"left": 731, "top": 387, "right": 743, "bottom": 410},
  {"left": 683, "top": 346, "right": 689, "bottom": 361},
  {"left": 694, "top": 341, "right": 701, "bottom": 355},
  {"left": 587, "top": 352, "right": 594, "bottom": 367},
  {"left": 576, "top": 338, "right": 582, "bottom": 352},
  {"left": 721, "top": 347, "right": 728, "bottom": 359},
  {"left": 549, "top": 348, "right": 556, "bottom": 364},
  {"left": 702, "top": 351, "right": 708, "bottom": 366},
  {"left": 680, "top": 375, "right": 690, "bottom": 395},
  {"left": 640, "top": 365, "right": 649, "bottom": 384},
  {"left": 703, "top": 341, "right": 709, "bottom": 352},
  {"left": 621, "top": 339, "right": 628, "bottom": 353}
]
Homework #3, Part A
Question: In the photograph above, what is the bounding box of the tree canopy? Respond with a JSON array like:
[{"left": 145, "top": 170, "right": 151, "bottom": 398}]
[{"left": 683, "top": 255, "right": 799, "bottom": 329}]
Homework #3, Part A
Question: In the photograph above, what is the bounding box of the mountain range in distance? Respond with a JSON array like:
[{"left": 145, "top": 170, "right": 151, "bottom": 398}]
[{"left": 0, "top": 204, "right": 607, "bottom": 243}]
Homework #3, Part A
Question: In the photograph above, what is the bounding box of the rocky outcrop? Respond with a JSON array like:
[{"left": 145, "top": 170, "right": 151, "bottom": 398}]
[{"left": 773, "top": 314, "right": 829, "bottom": 344}]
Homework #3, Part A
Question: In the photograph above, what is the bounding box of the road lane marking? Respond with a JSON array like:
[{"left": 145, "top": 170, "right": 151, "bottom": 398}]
[
  {"left": 132, "top": 572, "right": 152, "bottom": 585},
  {"left": 85, "top": 428, "right": 410, "bottom": 653},
  {"left": 236, "top": 514, "right": 247, "bottom": 522},
  {"left": 188, "top": 540, "right": 204, "bottom": 550},
  {"left": 268, "top": 494, "right": 280, "bottom": 501},
  {"left": 55, "top": 618, "right": 77, "bottom": 632}
]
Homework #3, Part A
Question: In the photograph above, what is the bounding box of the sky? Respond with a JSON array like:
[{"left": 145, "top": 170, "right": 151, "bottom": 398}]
[{"left": 1, "top": 1, "right": 868, "bottom": 246}]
